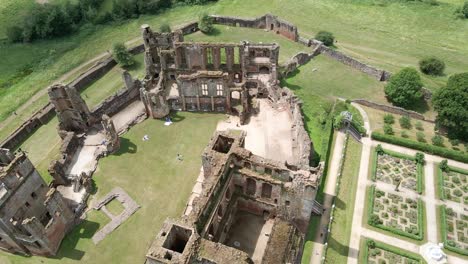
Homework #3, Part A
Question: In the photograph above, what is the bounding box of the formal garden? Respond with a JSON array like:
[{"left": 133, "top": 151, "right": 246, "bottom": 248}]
[
  {"left": 362, "top": 239, "right": 425, "bottom": 264},
  {"left": 372, "top": 145, "right": 424, "bottom": 194},
  {"left": 367, "top": 186, "right": 424, "bottom": 241},
  {"left": 440, "top": 206, "right": 468, "bottom": 256},
  {"left": 437, "top": 162, "right": 468, "bottom": 205}
]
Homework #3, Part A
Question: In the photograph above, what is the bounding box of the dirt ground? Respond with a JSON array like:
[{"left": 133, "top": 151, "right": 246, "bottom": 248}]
[{"left": 216, "top": 99, "right": 293, "bottom": 162}]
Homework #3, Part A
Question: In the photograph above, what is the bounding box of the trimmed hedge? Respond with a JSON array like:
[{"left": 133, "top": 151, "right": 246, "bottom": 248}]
[
  {"left": 363, "top": 238, "right": 426, "bottom": 264},
  {"left": 440, "top": 205, "right": 468, "bottom": 256},
  {"left": 371, "top": 132, "right": 468, "bottom": 163},
  {"left": 367, "top": 185, "right": 425, "bottom": 241},
  {"left": 437, "top": 165, "right": 468, "bottom": 201}
]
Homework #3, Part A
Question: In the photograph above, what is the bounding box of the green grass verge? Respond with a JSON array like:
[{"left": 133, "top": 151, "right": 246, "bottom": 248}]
[
  {"left": 324, "top": 138, "right": 363, "bottom": 263},
  {"left": 0, "top": 112, "right": 224, "bottom": 263},
  {"left": 361, "top": 238, "right": 426, "bottom": 264},
  {"left": 80, "top": 66, "right": 125, "bottom": 109},
  {"left": 105, "top": 199, "right": 125, "bottom": 216},
  {"left": 367, "top": 185, "right": 425, "bottom": 241}
]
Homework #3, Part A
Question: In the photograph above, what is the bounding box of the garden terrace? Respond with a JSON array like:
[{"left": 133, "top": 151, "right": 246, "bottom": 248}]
[
  {"left": 438, "top": 166, "right": 468, "bottom": 205},
  {"left": 440, "top": 206, "right": 468, "bottom": 256},
  {"left": 361, "top": 239, "right": 425, "bottom": 264}
]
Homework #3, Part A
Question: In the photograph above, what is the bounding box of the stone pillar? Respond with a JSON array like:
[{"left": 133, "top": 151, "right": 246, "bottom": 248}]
[
  {"left": 201, "top": 47, "right": 208, "bottom": 70},
  {"left": 174, "top": 47, "right": 182, "bottom": 68},
  {"left": 182, "top": 96, "right": 187, "bottom": 111},
  {"left": 196, "top": 95, "right": 200, "bottom": 110},
  {"left": 213, "top": 47, "right": 221, "bottom": 70},
  {"left": 122, "top": 71, "right": 134, "bottom": 90},
  {"left": 225, "top": 47, "right": 234, "bottom": 70},
  {"left": 101, "top": 114, "right": 120, "bottom": 153},
  {"left": 211, "top": 96, "right": 215, "bottom": 111}
]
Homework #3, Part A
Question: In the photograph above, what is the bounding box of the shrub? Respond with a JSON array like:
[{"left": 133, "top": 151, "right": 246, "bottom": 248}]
[
  {"left": 376, "top": 144, "right": 385, "bottom": 155},
  {"left": 433, "top": 73, "right": 468, "bottom": 141},
  {"left": 432, "top": 134, "right": 445, "bottom": 147},
  {"left": 159, "top": 22, "right": 171, "bottom": 32},
  {"left": 416, "top": 132, "right": 426, "bottom": 142},
  {"left": 415, "top": 152, "right": 425, "bottom": 164},
  {"left": 456, "top": 1, "right": 468, "bottom": 18},
  {"left": 199, "top": 13, "right": 214, "bottom": 34},
  {"left": 440, "top": 160, "right": 450, "bottom": 172},
  {"left": 112, "top": 42, "right": 134, "bottom": 68},
  {"left": 384, "top": 124, "right": 394, "bottom": 135},
  {"left": 454, "top": 189, "right": 463, "bottom": 197},
  {"left": 399, "top": 115, "right": 412, "bottom": 129},
  {"left": 449, "top": 139, "right": 460, "bottom": 146},
  {"left": 371, "top": 132, "right": 468, "bottom": 163},
  {"left": 401, "top": 130, "right": 409, "bottom": 138},
  {"left": 315, "top": 31, "right": 335, "bottom": 46},
  {"left": 384, "top": 68, "right": 423, "bottom": 107},
  {"left": 384, "top": 114, "right": 395, "bottom": 124},
  {"left": 419, "top": 57, "right": 445, "bottom": 76},
  {"left": 370, "top": 214, "right": 383, "bottom": 225},
  {"left": 367, "top": 239, "right": 376, "bottom": 248},
  {"left": 415, "top": 121, "right": 424, "bottom": 131}
]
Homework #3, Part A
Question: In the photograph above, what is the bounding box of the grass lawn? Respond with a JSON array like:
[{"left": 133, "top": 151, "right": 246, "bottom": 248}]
[
  {"left": 105, "top": 199, "right": 125, "bottom": 216},
  {"left": 2, "top": 0, "right": 468, "bottom": 127},
  {"left": 324, "top": 138, "right": 363, "bottom": 263},
  {"left": 127, "top": 53, "right": 146, "bottom": 79},
  {"left": 185, "top": 25, "right": 309, "bottom": 64},
  {"left": 0, "top": 112, "right": 224, "bottom": 264},
  {"left": 13, "top": 117, "right": 61, "bottom": 184},
  {"left": 362, "top": 105, "right": 467, "bottom": 152},
  {"left": 80, "top": 66, "right": 125, "bottom": 109}
]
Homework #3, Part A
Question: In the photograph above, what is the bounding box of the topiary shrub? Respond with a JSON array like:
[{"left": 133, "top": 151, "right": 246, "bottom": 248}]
[
  {"left": 415, "top": 121, "right": 424, "bottom": 131},
  {"left": 401, "top": 130, "right": 409, "bottom": 138},
  {"left": 432, "top": 134, "right": 445, "bottom": 147},
  {"left": 415, "top": 152, "right": 425, "bottom": 164},
  {"left": 112, "top": 42, "right": 134, "bottom": 68},
  {"left": 376, "top": 144, "right": 385, "bottom": 155},
  {"left": 440, "top": 159, "right": 450, "bottom": 172},
  {"left": 419, "top": 57, "right": 445, "bottom": 76},
  {"left": 159, "top": 22, "right": 171, "bottom": 33},
  {"left": 384, "top": 124, "right": 394, "bottom": 135},
  {"left": 384, "top": 114, "right": 395, "bottom": 124},
  {"left": 199, "top": 13, "right": 214, "bottom": 34},
  {"left": 384, "top": 68, "right": 423, "bottom": 108},
  {"left": 370, "top": 214, "right": 383, "bottom": 225},
  {"left": 367, "top": 239, "right": 376, "bottom": 248},
  {"left": 399, "top": 115, "right": 412, "bottom": 129},
  {"left": 315, "top": 31, "right": 335, "bottom": 46}
]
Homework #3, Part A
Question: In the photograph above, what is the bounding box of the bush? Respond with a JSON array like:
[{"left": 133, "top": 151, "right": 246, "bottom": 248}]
[
  {"left": 419, "top": 57, "right": 445, "bottom": 76},
  {"left": 159, "top": 22, "right": 171, "bottom": 32},
  {"left": 433, "top": 73, "right": 468, "bottom": 141},
  {"left": 399, "top": 115, "right": 412, "bottom": 129},
  {"left": 432, "top": 134, "right": 445, "bottom": 147},
  {"left": 315, "top": 31, "right": 335, "bottom": 46},
  {"left": 415, "top": 152, "right": 425, "bottom": 165},
  {"left": 384, "top": 68, "right": 423, "bottom": 107},
  {"left": 456, "top": 1, "right": 468, "bottom": 18},
  {"left": 384, "top": 124, "right": 394, "bottom": 135},
  {"left": 415, "top": 121, "right": 424, "bottom": 131},
  {"left": 376, "top": 144, "right": 385, "bottom": 155},
  {"left": 6, "top": 26, "right": 23, "bottom": 43},
  {"left": 367, "top": 239, "right": 376, "bottom": 248},
  {"left": 384, "top": 114, "right": 395, "bottom": 124},
  {"left": 416, "top": 132, "right": 426, "bottom": 142},
  {"left": 370, "top": 214, "right": 382, "bottom": 225},
  {"left": 401, "top": 131, "right": 409, "bottom": 138},
  {"left": 440, "top": 159, "right": 450, "bottom": 172},
  {"left": 449, "top": 139, "right": 460, "bottom": 146},
  {"left": 199, "top": 13, "right": 214, "bottom": 34},
  {"left": 371, "top": 132, "right": 468, "bottom": 163},
  {"left": 112, "top": 42, "right": 134, "bottom": 67}
]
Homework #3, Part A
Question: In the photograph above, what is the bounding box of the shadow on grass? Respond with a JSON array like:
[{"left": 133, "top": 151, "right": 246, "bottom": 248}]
[
  {"left": 113, "top": 137, "right": 137, "bottom": 156},
  {"left": 52, "top": 219, "right": 101, "bottom": 260},
  {"left": 170, "top": 111, "right": 186, "bottom": 123},
  {"left": 406, "top": 99, "right": 430, "bottom": 114},
  {"left": 328, "top": 235, "right": 359, "bottom": 258}
]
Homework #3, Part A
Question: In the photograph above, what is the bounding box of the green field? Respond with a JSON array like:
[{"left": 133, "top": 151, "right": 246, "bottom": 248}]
[
  {"left": 324, "top": 138, "right": 363, "bottom": 263},
  {"left": 0, "top": 112, "right": 224, "bottom": 264},
  {"left": 1, "top": 0, "right": 467, "bottom": 130}
]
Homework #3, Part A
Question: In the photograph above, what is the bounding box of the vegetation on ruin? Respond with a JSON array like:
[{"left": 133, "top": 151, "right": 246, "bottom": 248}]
[
  {"left": 323, "top": 139, "right": 363, "bottom": 263},
  {"left": 199, "top": 12, "right": 214, "bottom": 34},
  {"left": 159, "top": 22, "right": 172, "bottom": 33},
  {"left": 315, "top": 31, "right": 335, "bottom": 47}
]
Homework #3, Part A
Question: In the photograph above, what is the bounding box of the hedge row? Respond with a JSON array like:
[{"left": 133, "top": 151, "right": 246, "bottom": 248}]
[
  {"left": 367, "top": 185, "right": 425, "bottom": 241},
  {"left": 440, "top": 205, "right": 468, "bottom": 256},
  {"left": 437, "top": 164, "right": 468, "bottom": 200},
  {"left": 371, "top": 148, "right": 424, "bottom": 194},
  {"left": 371, "top": 132, "right": 468, "bottom": 163},
  {"left": 363, "top": 238, "right": 426, "bottom": 264}
]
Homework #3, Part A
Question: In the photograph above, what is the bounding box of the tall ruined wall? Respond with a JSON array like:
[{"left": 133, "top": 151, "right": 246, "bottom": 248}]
[
  {"left": 90, "top": 81, "right": 140, "bottom": 119},
  {"left": 48, "top": 132, "right": 83, "bottom": 185}
]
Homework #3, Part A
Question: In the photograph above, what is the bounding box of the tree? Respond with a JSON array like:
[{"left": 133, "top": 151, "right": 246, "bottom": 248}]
[
  {"left": 419, "top": 57, "right": 445, "bottom": 76},
  {"left": 383, "top": 124, "right": 394, "bottom": 135},
  {"left": 399, "top": 115, "right": 412, "bottom": 129},
  {"left": 112, "top": 42, "right": 134, "bottom": 67},
  {"left": 431, "top": 134, "right": 444, "bottom": 147},
  {"left": 384, "top": 68, "right": 423, "bottom": 107},
  {"left": 383, "top": 114, "right": 394, "bottom": 124},
  {"left": 439, "top": 159, "right": 450, "bottom": 172},
  {"left": 433, "top": 73, "right": 468, "bottom": 141},
  {"left": 159, "top": 22, "right": 171, "bottom": 33},
  {"left": 376, "top": 144, "right": 385, "bottom": 155},
  {"left": 199, "top": 13, "right": 214, "bottom": 34},
  {"left": 315, "top": 31, "right": 334, "bottom": 46},
  {"left": 415, "top": 152, "right": 425, "bottom": 165}
]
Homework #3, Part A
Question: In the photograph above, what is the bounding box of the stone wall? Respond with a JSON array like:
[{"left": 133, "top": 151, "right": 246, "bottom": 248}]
[
  {"left": 90, "top": 82, "right": 140, "bottom": 119},
  {"left": 177, "top": 21, "right": 199, "bottom": 35},
  {"left": 352, "top": 99, "right": 433, "bottom": 122},
  {"left": 48, "top": 132, "right": 83, "bottom": 185},
  {"left": 68, "top": 57, "right": 117, "bottom": 91},
  {"left": 279, "top": 52, "right": 313, "bottom": 78}
]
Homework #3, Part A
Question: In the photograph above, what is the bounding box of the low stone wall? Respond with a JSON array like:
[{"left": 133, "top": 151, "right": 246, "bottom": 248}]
[
  {"left": 69, "top": 57, "right": 117, "bottom": 91},
  {"left": 90, "top": 82, "right": 140, "bottom": 119},
  {"left": 177, "top": 21, "right": 199, "bottom": 35},
  {"left": 319, "top": 45, "right": 391, "bottom": 81},
  {"left": 0, "top": 103, "right": 55, "bottom": 150},
  {"left": 352, "top": 99, "right": 433, "bottom": 122},
  {"left": 279, "top": 52, "right": 314, "bottom": 78},
  {"left": 128, "top": 44, "right": 144, "bottom": 55}
]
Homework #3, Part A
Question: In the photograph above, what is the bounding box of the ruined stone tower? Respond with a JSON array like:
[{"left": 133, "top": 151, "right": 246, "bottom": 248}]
[
  {"left": 0, "top": 148, "right": 74, "bottom": 256},
  {"left": 101, "top": 115, "right": 120, "bottom": 153},
  {"left": 48, "top": 84, "right": 92, "bottom": 135}
]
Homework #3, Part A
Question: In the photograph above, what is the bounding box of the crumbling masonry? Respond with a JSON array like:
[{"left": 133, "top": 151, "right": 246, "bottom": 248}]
[{"left": 0, "top": 149, "right": 74, "bottom": 256}]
